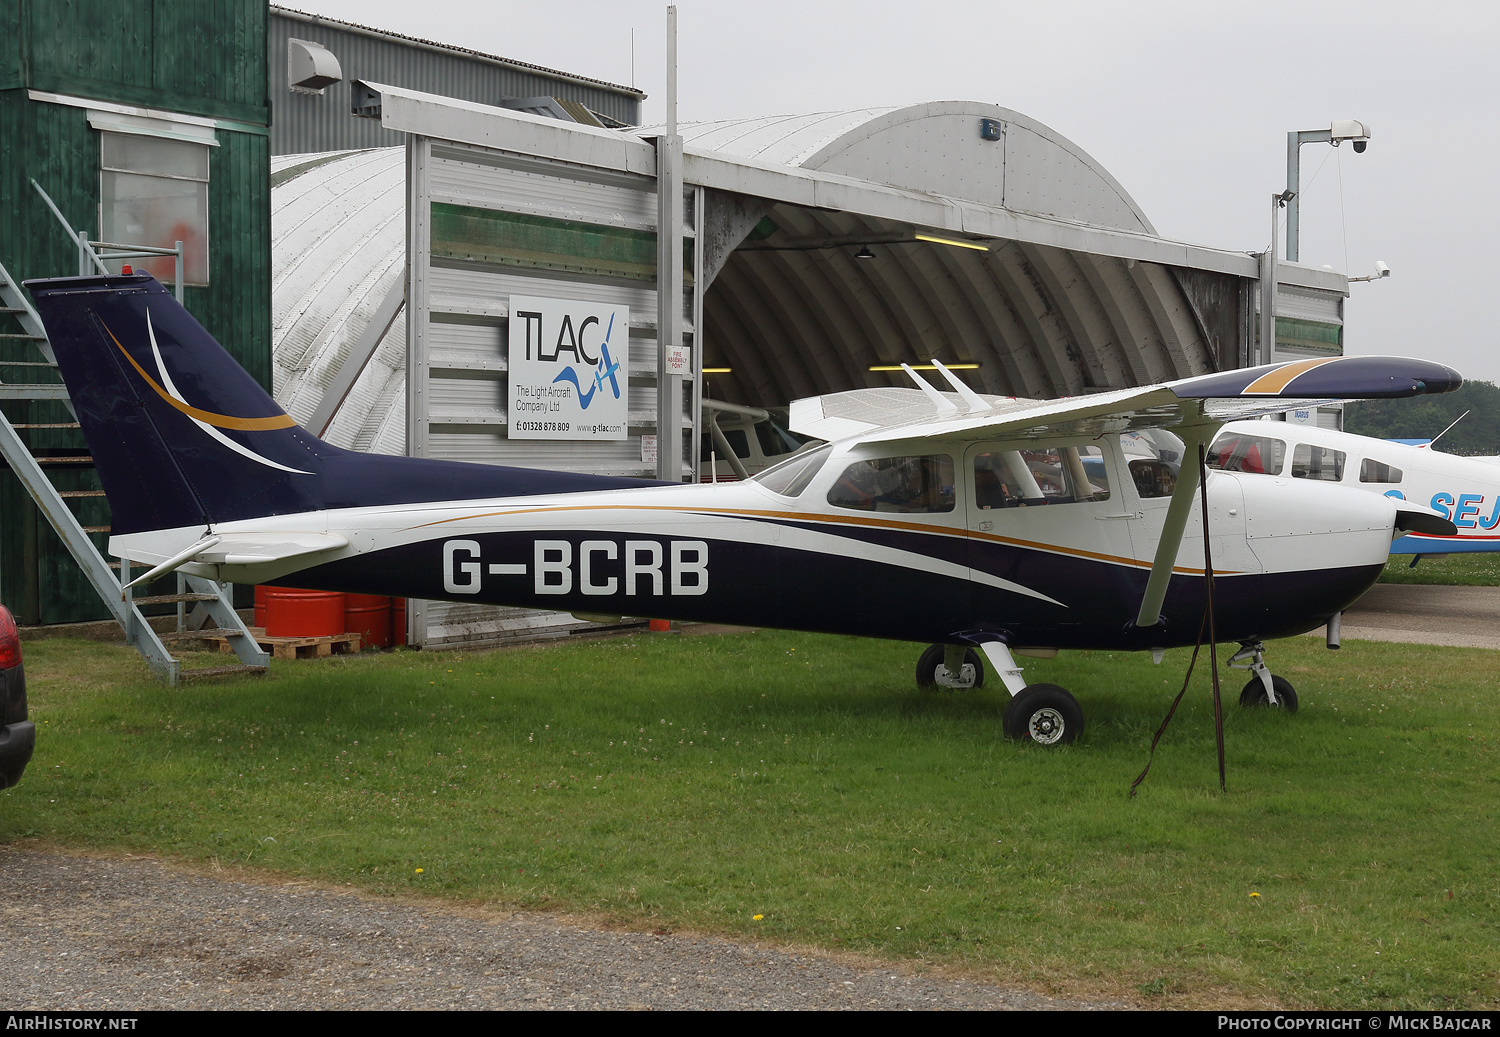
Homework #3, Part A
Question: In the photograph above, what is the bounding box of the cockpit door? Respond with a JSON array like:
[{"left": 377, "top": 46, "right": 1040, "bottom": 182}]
[{"left": 964, "top": 439, "right": 1137, "bottom": 635}]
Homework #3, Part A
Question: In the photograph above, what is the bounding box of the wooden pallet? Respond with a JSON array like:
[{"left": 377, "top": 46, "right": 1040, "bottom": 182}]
[{"left": 209, "top": 627, "right": 362, "bottom": 660}]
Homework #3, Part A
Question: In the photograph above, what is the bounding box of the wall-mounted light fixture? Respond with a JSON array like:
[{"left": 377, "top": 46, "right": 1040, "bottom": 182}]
[
  {"left": 703, "top": 367, "right": 733, "bottom": 373},
  {"left": 914, "top": 233, "right": 989, "bottom": 252},
  {"left": 854, "top": 245, "right": 876, "bottom": 260},
  {"left": 869, "top": 363, "right": 981, "bottom": 372}
]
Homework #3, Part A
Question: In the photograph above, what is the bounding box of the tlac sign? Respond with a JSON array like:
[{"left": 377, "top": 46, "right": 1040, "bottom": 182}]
[{"left": 508, "top": 296, "right": 629, "bottom": 441}]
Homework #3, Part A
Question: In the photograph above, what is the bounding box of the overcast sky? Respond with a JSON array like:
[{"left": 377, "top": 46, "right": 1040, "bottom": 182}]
[{"left": 291, "top": 0, "right": 1500, "bottom": 382}]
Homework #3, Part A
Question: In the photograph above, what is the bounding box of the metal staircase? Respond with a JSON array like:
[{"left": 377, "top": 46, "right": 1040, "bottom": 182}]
[{"left": 0, "top": 258, "right": 268, "bottom": 683}]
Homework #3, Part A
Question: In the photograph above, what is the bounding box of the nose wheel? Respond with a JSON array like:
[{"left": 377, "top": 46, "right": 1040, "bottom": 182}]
[
  {"left": 1239, "top": 674, "right": 1298, "bottom": 711},
  {"left": 1229, "top": 643, "right": 1298, "bottom": 711}
]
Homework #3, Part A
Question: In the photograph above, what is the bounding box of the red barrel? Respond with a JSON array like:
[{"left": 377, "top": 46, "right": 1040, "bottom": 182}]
[
  {"left": 253, "top": 584, "right": 267, "bottom": 629},
  {"left": 344, "top": 594, "right": 392, "bottom": 649},
  {"left": 264, "top": 588, "right": 345, "bottom": 637}
]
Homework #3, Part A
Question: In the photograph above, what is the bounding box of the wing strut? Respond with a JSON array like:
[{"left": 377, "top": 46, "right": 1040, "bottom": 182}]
[{"left": 1133, "top": 422, "right": 1219, "bottom": 629}]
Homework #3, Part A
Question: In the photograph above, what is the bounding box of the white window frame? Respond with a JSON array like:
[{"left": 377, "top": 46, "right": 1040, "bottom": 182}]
[{"left": 91, "top": 111, "right": 216, "bottom": 285}]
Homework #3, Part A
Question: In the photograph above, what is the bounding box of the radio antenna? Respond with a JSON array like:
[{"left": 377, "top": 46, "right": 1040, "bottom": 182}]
[{"left": 1429, "top": 409, "right": 1469, "bottom": 449}]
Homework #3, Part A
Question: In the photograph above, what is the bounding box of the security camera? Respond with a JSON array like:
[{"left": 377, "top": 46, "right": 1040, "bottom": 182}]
[
  {"left": 1330, "top": 119, "right": 1371, "bottom": 152},
  {"left": 1349, "top": 261, "right": 1392, "bottom": 283}
]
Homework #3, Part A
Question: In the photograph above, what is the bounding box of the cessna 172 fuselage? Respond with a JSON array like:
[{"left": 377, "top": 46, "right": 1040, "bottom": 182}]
[{"left": 25, "top": 274, "right": 1462, "bottom": 745}]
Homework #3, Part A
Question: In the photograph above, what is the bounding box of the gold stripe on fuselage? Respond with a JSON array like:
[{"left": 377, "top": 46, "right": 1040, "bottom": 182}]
[{"left": 407, "top": 502, "right": 1234, "bottom": 576}]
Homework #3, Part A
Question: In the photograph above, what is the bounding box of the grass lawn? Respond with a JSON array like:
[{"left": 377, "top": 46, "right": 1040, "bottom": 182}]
[{"left": 2, "top": 627, "right": 1497, "bottom": 1009}]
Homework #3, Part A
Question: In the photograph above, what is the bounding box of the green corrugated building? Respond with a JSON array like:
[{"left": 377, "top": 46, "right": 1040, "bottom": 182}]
[{"left": 0, "top": 0, "right": 271, "bottom": 624}]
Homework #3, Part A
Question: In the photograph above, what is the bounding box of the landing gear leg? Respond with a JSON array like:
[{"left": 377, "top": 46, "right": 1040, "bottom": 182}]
[
  {"left": 977, "top": 641, "right": 1085, "bottom": 746},
  {"left": 1229, "top": 642, "right": 1299, "bottom": 711},
  {"left": 976, "top": 641, "right": 1027, "bottom": 696}
]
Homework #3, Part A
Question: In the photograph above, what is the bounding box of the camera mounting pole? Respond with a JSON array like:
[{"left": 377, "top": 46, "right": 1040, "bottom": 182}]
[{"left": 1285, "top": 120, "right": 1371, "bottom": 263}]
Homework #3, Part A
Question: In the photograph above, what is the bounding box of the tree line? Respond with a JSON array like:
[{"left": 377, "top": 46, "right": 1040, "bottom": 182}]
[{"left": 1344, "top": 380, "right": 1500, "bottom": 455}]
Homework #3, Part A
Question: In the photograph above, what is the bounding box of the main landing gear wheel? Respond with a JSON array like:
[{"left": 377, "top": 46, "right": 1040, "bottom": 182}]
[
  {"left": 1240, "top": 675, "right": 1299, "bottom": 711},
  {"left": 1003, "top": 683, "right": 1084, "bottom": 746},
  {"left": 916, "top": 644, "right": 984, "bottom": 690}
]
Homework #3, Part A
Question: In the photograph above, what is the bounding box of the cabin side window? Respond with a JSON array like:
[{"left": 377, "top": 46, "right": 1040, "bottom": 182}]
[
  {"left": 1121, "top": 432, "right": 1181, "bottom": 499},
  {"left": 1206, "top": 433, "right": 1285, "bottom": 475},
  {"left": 1291, "top": 444, "right": 1346, "bottom": 481},
  {"left": 828, "top": 454, "right": 955, "bottom": 513},
  {"left": 1359, "top": 458, "right": 1404, "bottom": 483},
  {"left": 972, "top": 445, "right": 1109, "bottom": 509}
]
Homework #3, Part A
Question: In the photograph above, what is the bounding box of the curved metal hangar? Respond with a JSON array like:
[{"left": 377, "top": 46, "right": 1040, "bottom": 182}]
[
  {"left": 280, "top": 93, "right": 1342, "bottom": 456},
  {"left": 680, "top": 101, "right": 1263, "bottom": 407}
]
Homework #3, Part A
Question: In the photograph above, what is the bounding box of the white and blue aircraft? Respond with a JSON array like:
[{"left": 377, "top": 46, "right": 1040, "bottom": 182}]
[
  {"left": 1208, "top": 420, "right": 1500, "bottom": 557},
  {"left": 26, "top": 273, "right": 1462, "bottom": 746}
]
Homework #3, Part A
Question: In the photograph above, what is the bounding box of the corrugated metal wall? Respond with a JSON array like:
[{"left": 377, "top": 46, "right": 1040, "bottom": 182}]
[
  {"left": 406, "top": 136, "right": 694, "bottom": 649},
  {"left": 271, "top": 148, "right": 407, "bottom": 452},
  {"left": 268, "top": 9, "right": 643, "bottom": 156},
  {"left": 0, "top": 0, "right": 270, "bottom": 625}
]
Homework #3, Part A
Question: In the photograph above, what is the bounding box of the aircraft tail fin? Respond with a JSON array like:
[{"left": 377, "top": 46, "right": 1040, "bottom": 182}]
[{"left": 26, "top": 273, "right": 657, "bottom": 535}]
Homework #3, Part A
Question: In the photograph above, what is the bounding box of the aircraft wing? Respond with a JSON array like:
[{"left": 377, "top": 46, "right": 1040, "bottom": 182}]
[
  {"left": 788, "top": 387, "right": 1043, "bottom": 441},
  {"left": 790, "top": 355, "right": 1462, "bottom": 444}
]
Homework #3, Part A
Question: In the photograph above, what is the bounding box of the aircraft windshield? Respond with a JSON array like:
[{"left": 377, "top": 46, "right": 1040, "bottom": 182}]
[{"left": 752, "top": 444, "right": 832, "bottom": 497}]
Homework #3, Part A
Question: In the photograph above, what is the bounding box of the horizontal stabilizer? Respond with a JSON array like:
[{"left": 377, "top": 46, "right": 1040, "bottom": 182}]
[
  {"left": 192, "top": 532, "right": 351, "bottom": 566},
  {"left": 116, "top": 530, "right": 351, "bottom": 572}
]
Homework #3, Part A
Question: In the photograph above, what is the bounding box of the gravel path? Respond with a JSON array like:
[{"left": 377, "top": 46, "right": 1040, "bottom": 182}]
[{"left": 0, "top": 846, "right": 1117, "bottom": 1011}]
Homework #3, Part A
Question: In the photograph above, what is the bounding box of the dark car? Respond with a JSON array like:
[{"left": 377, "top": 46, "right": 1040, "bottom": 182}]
[{"left": 0, "top": 605, "right": 34, "bottom": 788}]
